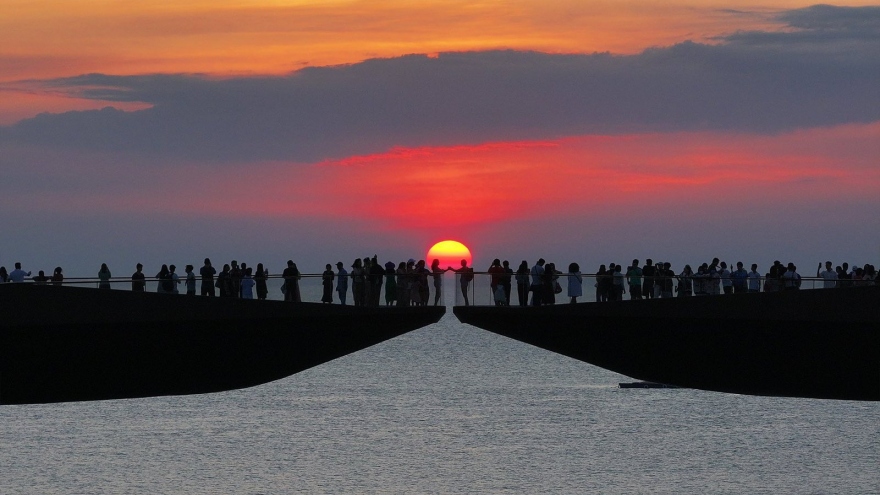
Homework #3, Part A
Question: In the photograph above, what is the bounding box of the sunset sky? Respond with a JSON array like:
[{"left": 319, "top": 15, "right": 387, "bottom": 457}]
[{"left": 1, "top": 0, "right": 878, "bottom": 278}]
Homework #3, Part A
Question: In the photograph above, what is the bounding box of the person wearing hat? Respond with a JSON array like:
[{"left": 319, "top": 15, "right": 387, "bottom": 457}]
[{"left": 335, "top": 262, "right": 349, "bottom": 305}]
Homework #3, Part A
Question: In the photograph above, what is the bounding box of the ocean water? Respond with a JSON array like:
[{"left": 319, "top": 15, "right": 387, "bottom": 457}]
[{"left": 2, "top": 313, "right": 878, "bottom": 494}]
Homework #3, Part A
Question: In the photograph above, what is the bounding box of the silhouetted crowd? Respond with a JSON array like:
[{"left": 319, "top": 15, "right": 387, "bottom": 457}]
[{"left": 1, "top": 256, "right": 875, "bottom": 307}]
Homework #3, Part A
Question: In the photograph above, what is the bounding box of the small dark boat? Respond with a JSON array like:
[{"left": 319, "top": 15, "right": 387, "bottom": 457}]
[
  {"left": 454, "top": 286, "right": 880, "bottom": 401},
  {"left": 1, "top": 284, "right": 445, "bottom": 405},
  {"left": 618, "top": 382, "right": 679, "bottom": 389}
]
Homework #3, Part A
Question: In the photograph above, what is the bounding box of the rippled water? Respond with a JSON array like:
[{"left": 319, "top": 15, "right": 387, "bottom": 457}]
[{"left": 2, "top": 314, "right": 878, "bottom": 494}]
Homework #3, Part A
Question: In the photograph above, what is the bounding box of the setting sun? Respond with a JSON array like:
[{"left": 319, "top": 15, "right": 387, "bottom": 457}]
[{"left": 427, "top": 240, "right": 473, "bottom": 269}]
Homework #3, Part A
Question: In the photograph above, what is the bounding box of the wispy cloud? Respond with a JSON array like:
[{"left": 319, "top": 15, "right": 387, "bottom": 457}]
[{"left": 2, "top": 5, "right": 876, "bottom": 164}]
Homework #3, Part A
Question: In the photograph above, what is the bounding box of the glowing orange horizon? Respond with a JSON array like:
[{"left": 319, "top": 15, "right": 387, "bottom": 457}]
[{"left": 427, "top": 240, "right": 472, "bottom": 270}]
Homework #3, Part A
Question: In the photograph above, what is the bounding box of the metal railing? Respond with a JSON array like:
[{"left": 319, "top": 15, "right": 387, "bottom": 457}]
[
  {"left": 451, "top": 271, "right": 872, "bottom": 306},
  {"left": 6, "top": 269, "right": 874, "bottom": 307}
]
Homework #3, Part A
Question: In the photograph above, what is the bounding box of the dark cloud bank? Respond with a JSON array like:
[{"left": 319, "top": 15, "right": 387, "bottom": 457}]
[{"left": 2, "top": 4, "right": 878, "bottom": 163}]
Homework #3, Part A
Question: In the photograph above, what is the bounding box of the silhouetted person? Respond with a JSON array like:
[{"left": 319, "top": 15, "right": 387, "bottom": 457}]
[
  {"left": 452, "top": 259, "right": 474, "bottom": 306},
  {"left": 543, "top": 262, "right": 560, "bottom": 304},
  {"left": 51, "top": 266, "right": 63, "bottom": 286},
  {"left": 32, "top": 270, "right": 48, "bottom": 284},
  {"left": 98, "top": 263, "right": 112, "bottom": 289},
  {"left": 217, "top": 264, "right": 232, "bottom": 297},
  {"left": 626, "top": 259, "right": 642, "bottom": 300},
  {"left": 488, "top": 259, "right": 505, "bottom": 306},
  {"left": 530, "top": 259, "right": 545, "bottom": 306},
  {"left": 350, "top": 259, "right": 365, "bottom": 306},
  {"left": 156, "top": 264, "right": 171, "bottom": 293},
  {"left": 396, "top": 262, "right": 409, "bottom": 307},
  {"left": 282, "top": 260, "right": 297, "bottom": 302},
  {"left": 241, "top": 267, "right": 255, "bottom": 299},
  {"left": 731, "top": 262, "right": 748, "bottom": 294},
  {"left": 184, "top": 265, "right": 196, "bottom": 295},
  {"left": 370, "top": 256, "right": 384, "bottom": 306},
  {"left": 200, "top": 258, "right": 216, "bottom": 296},
  {"left": 230, "top": 260, "right": 242, "bottom": 299},
  {"left": 0, "top": 266, "right": 8, "bottom": 283},
  {"left": 660, "top": 262, "right": 674, "bottom": 298},
  {"left": 8, "top": 262, "right": 31, "bottom": 283},
  {"left": 169, "top": 264, "right": 180, "bottom": 294},
  {"left": 595, "top": 264, "right": 609, "bottom": 302},
  {"left": 335, "top": 262, "right": 348, "bottom": 305},
  {"left": 255, "top": 263, "right": 269, "bottom": 300},
  {"left": 748, "top": 264, "right": 762, "bottom": 292},
  {"left": 515, "top": 261, "right": 529, "bottom": 306},
  {"left": 430, "top": 259, "right": 448, "bottom": 306},
  {"left": 386, "top": 262, "right": 398, "bottom": 306},
  {"left": 415, "top": 260, "right": 430, "bottom": 306},
  {"left": 132, "top": 263, "right": 146, "bottom": 292},
  {"left": 641, "top": 259, "right": 655, "bottom": 299},
  {"left": 612, "top": 264, "right": 627, "bottom": 300},
  {"left": 321, "top": 264, "right": 334, "bottom": 303},
  {"left": 501, "top": 260, "right": 513, "bottom": 306},
  {"left": 818, "top": 261, "right": 838, "bottom": 289},
  {"left": 782, "top": 263, "right": 801, "bottom": 290},
  {"left": 677, "top": 265, "right": 694, "bottom": 297},
  {"left": 567, "top": 262, "right": 582, "bottom": 303}
]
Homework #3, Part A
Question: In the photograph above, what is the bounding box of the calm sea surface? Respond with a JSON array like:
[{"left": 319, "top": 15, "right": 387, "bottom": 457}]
[{"left": 2, "top": 312, "right": 878, "bottom": 494}]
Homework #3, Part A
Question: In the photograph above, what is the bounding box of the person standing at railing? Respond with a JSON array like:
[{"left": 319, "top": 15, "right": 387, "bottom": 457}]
[
  {"left": 488, "top": 259, "right": 505, "bottom": 306},
  {"left": 32, "top": 270, "right": 49, "bottom": 284},
  {"left": 595, "top": 264, "right": 610, "bottom": 302},
  {"left": 515, "top": 261, "right": 530, "bottom": 307},
  {"left": 641, "top": 259, "right": 655, "bottom": 299},
  {"left": 241, "top": 268, "right": 255, "bottom": 299},
  {"left": 817, "top": 261, "right": 838, "bottom": 288},
  {"left": 169, "top": 265, "right": 180, "bottom": 294},
  {"left": 8, "top": 262, "right": 31, "bottom": 283},
  {"left": 626, "top": 260, "right": 642, "bottom": 300},
  {"left": 335, "top": 262, "right": 348, "bottom": 305},
  {"left": 430, "top": 259, "right": 449, "bottom": 306},
  {"left": 98, "top": 263, "right": 112, "bottom": 289},
  {"left": 200, "top": 258, "right": 216, "bottom": 297},
  {"left": 677, "top": 265, "right": 694, "bottom": 297},
  {"left": 542, "top": 262, "right": 557, "bottom": 305},
  {"left": 395, "top": 261, "right": 409, "bottom": 307},
  {"left": 0, "top": 266, "right": 8, "bottom": 283},
  {"left": 255, "top": 263, "right": 268, "bottom": 300},
  {"left": 747, "top": 264, "right": 762, "bottom": 293},
  {"left": 184, "top": 265, "right": 196, "bottom": 295},
  {"left": 660, "top": 263, "right": 675, "bottom": 298},
  {"left": 218, "top": 264, "right": 232, "bottom": 297},
  {"left": 781, "top": 263, "right": 801, "bottom": 290},
  {"left": 230, "top": 261, "right": 242, "bottom": 299},
  {"left": 718, "top": 262, "right": 733, "bottom": 295},
  {"left": 52, "top": 267, "right": 63, "bottom": 286},
  {"left": 415, "top": 260, "right": 431, "bottom": 306},
  {"left": 370, "top": 256, "right": 385, "bottom": 306},
  {"left": 452, "top": 259, "right": 474, "bottom": 306},
  {"left": 501, "top": 260, "right": 513, "bottom": 306},
  {"left": 731, "top": 262, "right": 748, "bottom": 294},
  {"left": 567, "top": 263, "right": 582, "bottom": 304},
  {"left": 529, "top": 259, "right": 545, "bottom": 306},
  {"left": 385, "top": 261, "right": 398, "bottom": 306},
  {"left": 611, "top": 264, "right": 626, "bottom": 301},
  {"left": 131, "top": 263, "right": 146, "bottom": 292},
  {"left": 321, "top": 264, "right": 335, "bottom": 304},
  {"left": 350, "top": 259, "right": 365, "bottom": 306}
]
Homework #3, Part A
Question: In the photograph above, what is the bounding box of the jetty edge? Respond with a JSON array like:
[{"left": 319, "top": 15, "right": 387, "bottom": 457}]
[
  {"left": 0, "top": 284, "right": 445, "bottom": 405},
  {"left": 454, "top": 285, "right": 879, "bottom": 401}
]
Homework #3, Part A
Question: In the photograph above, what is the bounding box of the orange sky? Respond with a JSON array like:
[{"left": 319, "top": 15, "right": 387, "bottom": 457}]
[{"left": 3, "top": 0, "right": 865, "bottom": 123}]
